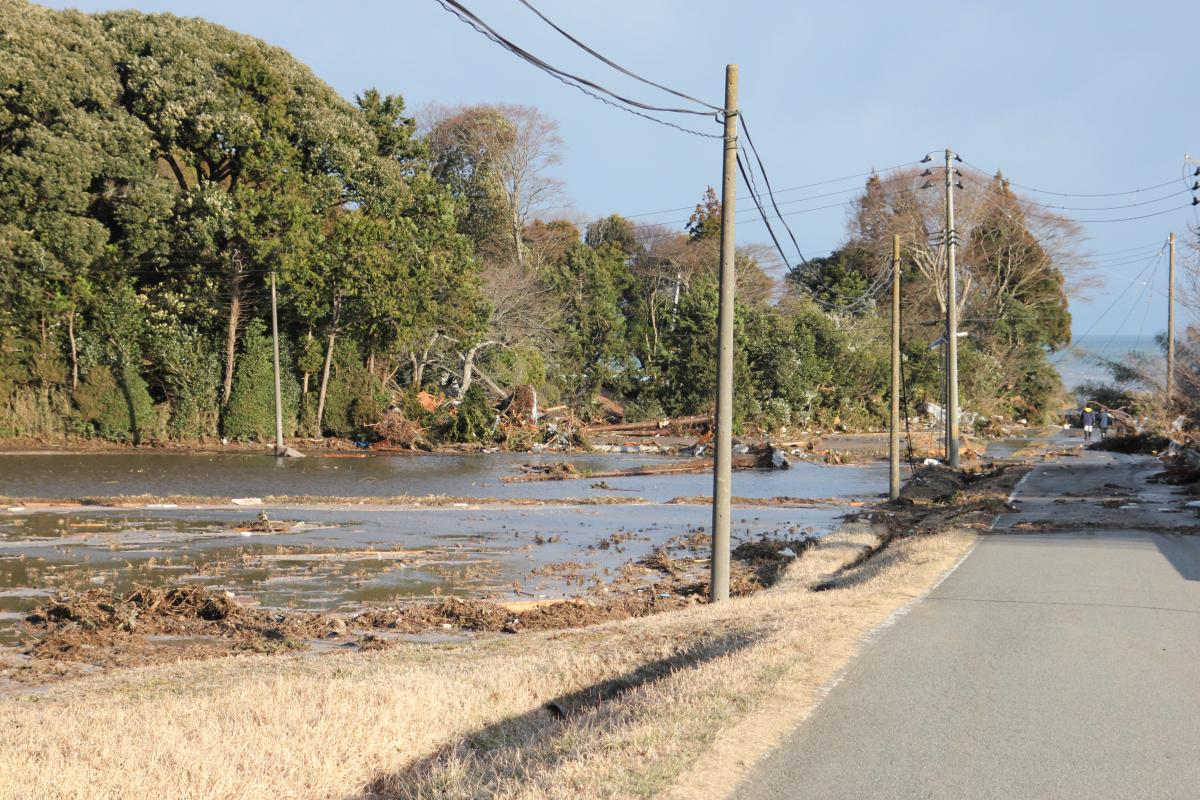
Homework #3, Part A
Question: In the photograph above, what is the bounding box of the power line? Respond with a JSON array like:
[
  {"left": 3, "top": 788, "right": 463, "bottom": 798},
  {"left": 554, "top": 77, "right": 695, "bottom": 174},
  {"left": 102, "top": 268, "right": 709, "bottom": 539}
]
[
  {"left": 739, "top": 115, "right": 809, "bottom": 266},
  {"left": 961, "top": 161, "right": 1181, "bottom": 198},
  {"left": 434, "top": 0, "right": 720, "bottom": 138},
  {"left": 515, "top": 0, "right": 720, "bottom": 112},
  {"left": 734, "top": 147, "right": 891, "bottom": 313},
  {"left": 1096, "top": 256, "right": 1159, "bottom": 358},
  {"left": 625, "top": 161, "right": 919, "bottom": 220},
  {"left": 1051, "top": 248, "right": 1165, "bottom": 360},
  {"left": 972, "top": 186, "right": 1192, "bottom": 225},
  {"left": 1017, "top": 187, "right": 1191, "bottom": 213}
]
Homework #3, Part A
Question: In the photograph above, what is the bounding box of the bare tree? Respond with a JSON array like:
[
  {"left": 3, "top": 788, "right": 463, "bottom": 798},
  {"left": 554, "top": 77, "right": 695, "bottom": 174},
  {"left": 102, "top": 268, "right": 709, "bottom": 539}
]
[{"left": 425, "top": 104, "right": 565, "bottom": 273}]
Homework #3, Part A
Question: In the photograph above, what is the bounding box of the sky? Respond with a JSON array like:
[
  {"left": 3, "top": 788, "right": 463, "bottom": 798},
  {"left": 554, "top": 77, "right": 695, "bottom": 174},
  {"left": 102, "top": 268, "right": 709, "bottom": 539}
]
[{"left": 45, "top": 0, "right": 1200, "bottom": 339}]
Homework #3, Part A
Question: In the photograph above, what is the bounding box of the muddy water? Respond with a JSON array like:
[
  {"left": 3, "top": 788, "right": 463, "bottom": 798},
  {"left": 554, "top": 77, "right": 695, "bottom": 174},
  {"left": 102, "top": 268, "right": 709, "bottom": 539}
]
[
  {"left": 0, "top": 451, "right": 889, "bottom": 502},
  {"left": 0, "top": 451, "right": 899, "bottom": 642},
  {"left": 0, "top": 502, "right": 849, "bottom": 642}
]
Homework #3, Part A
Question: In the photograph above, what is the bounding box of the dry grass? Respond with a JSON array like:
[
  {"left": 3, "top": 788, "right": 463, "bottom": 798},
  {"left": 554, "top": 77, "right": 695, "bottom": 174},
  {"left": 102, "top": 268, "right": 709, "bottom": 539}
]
[{"left": 0, "top": 519, "right": 977, "bottom": 800}]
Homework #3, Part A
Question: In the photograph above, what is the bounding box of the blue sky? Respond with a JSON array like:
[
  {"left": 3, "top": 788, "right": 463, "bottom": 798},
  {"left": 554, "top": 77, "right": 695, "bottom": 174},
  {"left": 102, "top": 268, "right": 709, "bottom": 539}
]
[{"left": 47, "top": 0, "right": 1199, "bottom": 338}]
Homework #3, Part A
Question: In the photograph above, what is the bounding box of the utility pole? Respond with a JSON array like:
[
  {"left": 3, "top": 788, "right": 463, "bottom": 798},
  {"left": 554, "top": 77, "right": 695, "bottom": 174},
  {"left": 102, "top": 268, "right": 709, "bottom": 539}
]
[
  {"left": 889, "top": 234, "right": 901, "bottom": 501},
  {"left": 1167, "top": 231, "right": 1176, "bottom": 409},
  {"left": 270, "top": 271, "right": 285, "bottom": 457},
  {"left": 944, "top": 148, "right": 961, "bottom": 468},
  {"left": 710, "top": 64, "right": 738, "bottom": 603}
]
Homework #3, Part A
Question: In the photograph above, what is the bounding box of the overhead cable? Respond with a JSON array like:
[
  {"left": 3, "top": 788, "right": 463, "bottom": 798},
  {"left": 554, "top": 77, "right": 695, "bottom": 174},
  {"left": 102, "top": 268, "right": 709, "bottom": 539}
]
[
  {"left": 515, "top": 0, "right": 721, "bottom": 112},
  {"left": 434, "top": 0, "right": 720, "bottom": 138}
]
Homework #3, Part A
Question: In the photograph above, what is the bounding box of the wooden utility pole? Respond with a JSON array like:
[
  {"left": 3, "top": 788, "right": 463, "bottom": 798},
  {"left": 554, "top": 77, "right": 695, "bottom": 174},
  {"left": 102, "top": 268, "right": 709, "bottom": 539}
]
[
  {"left": 710, "top": 64, "right": 738, "bottom": 603},
  {"left": 270, "top": 271, "right": 285, "bottom": 457},
  {"left": 944, "top": 149, "right": 961, "bottom": 468},
  {"left": 890, "top": 235, "right": 901, "bottom": 501},
  {"left": 1167, "top": 231, "right": 1176, "bottom": 408}
]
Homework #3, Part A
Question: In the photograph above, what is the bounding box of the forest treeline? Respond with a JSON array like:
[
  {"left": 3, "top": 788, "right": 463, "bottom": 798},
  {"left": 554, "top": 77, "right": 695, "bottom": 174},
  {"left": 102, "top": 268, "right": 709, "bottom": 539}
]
[{"left": 1, "top": 1, "right": 1075, "bottom": 444}]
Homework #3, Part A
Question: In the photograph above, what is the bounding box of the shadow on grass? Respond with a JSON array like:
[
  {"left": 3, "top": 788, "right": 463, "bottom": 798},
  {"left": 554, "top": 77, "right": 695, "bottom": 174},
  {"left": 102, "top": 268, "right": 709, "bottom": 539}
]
[{"left": 350, "top": 630, "right": 761, "bottom": 799}]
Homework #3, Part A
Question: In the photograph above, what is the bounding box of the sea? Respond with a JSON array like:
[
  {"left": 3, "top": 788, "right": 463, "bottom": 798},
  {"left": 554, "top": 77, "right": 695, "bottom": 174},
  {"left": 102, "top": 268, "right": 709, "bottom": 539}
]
[{"left": 1050, "top": 333, "right": 1161, "bottom": 393}]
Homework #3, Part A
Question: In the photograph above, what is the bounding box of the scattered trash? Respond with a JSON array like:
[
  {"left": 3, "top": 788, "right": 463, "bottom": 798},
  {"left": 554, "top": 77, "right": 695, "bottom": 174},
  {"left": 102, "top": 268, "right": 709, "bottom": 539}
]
[
  {"left": 231, "top": 497, "right": 263, "bottom": 506},
  {"left": 923, "top": 458, "right": 941, "bottom": 466},
  {"left": 779, "top": 547, "right": 797, "bottom": 559},
  {"left": 144, "top": 503, "right": 178, "bottom": 509}
]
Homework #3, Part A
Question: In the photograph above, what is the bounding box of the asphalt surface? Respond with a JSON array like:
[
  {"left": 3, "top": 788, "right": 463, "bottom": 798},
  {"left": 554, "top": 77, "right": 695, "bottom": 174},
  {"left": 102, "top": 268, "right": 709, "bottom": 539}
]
[{"left": 732, "top": 444, "right": 1200, "bottom": 799}]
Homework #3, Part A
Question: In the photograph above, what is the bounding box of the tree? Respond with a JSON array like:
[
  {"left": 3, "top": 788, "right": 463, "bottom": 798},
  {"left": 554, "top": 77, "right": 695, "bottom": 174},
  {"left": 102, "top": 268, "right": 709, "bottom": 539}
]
[
  {"left": 542, "top": 241, "right": 633, "bottom": 400},
  {"left": 98, "top": 10, "right": 377, "bottom": 412},
  {"left": 0, "top": 1, "right": 167, "bottom": 411},
  {"left": 426, "top": 104, "right": 564, "bottom": 273},
  {"left": 838, "top": 166, "right": 1083, "bottom": 418},
  {"left": 686, "top": 187, "right": 722, "bottom": 242}
]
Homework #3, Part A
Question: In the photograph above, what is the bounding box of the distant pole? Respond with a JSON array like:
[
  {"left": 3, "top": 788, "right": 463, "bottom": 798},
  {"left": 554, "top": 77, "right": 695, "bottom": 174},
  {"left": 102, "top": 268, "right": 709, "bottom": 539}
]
[
  {"left": 1167, "top": 231, "right": 1176, "bottom": 410},
  {"left": 944, "top": 148, "right": 961, "bottom": 468},
  {"left": 270, "top": 271, "right": 285, "bottom": 457},
  {"left": 710, "top": 64, "right": 738, "bottom": 603},
  {"left": 890, "top": 235, "right": 901, "bottom": 501}
]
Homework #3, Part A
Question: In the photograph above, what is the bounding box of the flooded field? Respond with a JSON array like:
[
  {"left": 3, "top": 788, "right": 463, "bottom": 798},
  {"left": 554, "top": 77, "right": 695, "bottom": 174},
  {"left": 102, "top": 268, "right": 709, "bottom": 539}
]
[
  {"left": 0, "top": 450, "right": 889, "bottom": 502},
  {"left": 0, "top": 451, "right": 887, "bottom": 642}
]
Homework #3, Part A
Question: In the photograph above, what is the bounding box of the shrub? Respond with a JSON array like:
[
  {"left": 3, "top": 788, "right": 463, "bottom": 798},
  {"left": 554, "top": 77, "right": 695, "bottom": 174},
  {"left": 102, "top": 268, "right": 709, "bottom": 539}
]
[
  {"left": 74, "top": 364, "right": 157, "bottom": 443},
  {"left": 435, "top": 386, "right": 496, "bottom": 443},
  {"left": 321, "top": 341, "right": 387, "bottom": 438},
  {"left": 223, "top": 320, "right": 299, "bottom": 442}
]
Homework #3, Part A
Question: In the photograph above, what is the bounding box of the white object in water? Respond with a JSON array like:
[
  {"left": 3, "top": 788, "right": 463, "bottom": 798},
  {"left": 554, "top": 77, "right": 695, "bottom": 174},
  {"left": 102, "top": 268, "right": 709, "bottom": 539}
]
[
  {"left": 231, "top": 497, "right": 263, "bottom": 506},
  {"left": 780, "top": 547, "right": 797, "bottom": 559},
  {"left": 1186, "top": 500, "right": 1200, "bottom": 508},
  {"left": 145, "top": 503, "right": 178, "bottom": 509}
]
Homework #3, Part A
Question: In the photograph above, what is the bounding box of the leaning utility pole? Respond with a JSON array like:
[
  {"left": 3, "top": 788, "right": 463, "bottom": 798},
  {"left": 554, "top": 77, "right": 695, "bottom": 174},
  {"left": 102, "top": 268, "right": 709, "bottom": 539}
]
[
  {"left": 1167, "top": 231, "right": 1176, "bottom": 408},
  {"left": 944, "top": 148, "right": 961, "bottom": 468},
  {"left": 710, "top": 64, "right": 738, "bottom": 603},
  {"left": 270, "top": 271, "right": 286, "bottom": 457},
  {"left": 889, "top": 235, "right": 902, "bottom": 501}
]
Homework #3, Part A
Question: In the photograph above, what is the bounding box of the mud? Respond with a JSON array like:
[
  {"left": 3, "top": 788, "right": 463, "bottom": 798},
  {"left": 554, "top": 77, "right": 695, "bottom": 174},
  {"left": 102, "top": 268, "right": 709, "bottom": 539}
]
[
  {"left": 0, "top": 438, "right": 1051, "bottom": 687},
  {"left": 8, "top": 524, "right": 809, "bottom": 685}
]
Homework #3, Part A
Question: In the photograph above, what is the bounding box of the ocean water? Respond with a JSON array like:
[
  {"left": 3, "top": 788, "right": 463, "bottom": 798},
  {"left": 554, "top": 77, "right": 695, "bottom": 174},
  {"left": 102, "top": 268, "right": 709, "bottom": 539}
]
[{"left": 1051, "top": 333, "right": 1161, "bottom": 392}]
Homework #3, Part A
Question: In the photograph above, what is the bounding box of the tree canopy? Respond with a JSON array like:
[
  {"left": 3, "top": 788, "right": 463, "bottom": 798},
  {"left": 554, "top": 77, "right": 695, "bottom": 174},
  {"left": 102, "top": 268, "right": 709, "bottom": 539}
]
[{"left": 0, "top": 0, "right": 1079, "bottom": 444}]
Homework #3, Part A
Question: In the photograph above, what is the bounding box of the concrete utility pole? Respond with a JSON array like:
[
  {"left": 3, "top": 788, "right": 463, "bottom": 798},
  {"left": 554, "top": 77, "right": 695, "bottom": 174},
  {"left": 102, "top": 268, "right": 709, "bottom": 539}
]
[
  {"left": 710, "top": 64, "right": 738, "bottom": 603},
  {"left": 944, "top": 149, "right": 961, "bottom": 468},
  {"left": 270, "top": 271, "right": 285, "bottom": 457},
  {"left": 1167, "top": 231, "right": 1176, "bottom": 408},
  {"left": 890, "top": 235, "right": 901, "bottom": 501}
]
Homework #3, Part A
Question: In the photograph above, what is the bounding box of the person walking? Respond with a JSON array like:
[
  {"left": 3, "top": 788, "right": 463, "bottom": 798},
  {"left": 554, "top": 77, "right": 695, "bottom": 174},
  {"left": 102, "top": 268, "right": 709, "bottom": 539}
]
[
  {"left": 1081, "top": 407, "right": 1096, "bottom": 443},
  {"left": 1098, "top": 408, "right": 1112, "bottom": 439}
]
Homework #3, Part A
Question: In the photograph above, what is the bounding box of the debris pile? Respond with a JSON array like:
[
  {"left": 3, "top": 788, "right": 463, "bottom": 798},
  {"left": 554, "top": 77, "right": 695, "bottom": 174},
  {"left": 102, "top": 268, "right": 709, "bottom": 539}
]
[{"left": 370, "top": 409, "right": 431, "bottom": 451}]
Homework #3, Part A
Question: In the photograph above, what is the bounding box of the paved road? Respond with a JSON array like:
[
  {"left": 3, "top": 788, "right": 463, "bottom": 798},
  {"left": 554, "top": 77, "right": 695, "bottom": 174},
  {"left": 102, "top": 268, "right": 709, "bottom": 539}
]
[{"left": 733, "top": 446, "right": 1200, "bottom": 799}]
